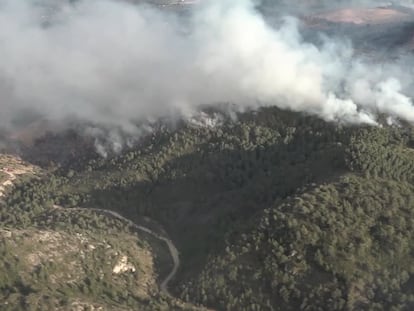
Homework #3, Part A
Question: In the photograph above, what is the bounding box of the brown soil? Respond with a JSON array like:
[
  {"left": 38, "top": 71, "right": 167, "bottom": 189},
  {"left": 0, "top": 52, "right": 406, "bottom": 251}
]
[{"left": 310, "top": 7, "right": 413, "bottom": 25}]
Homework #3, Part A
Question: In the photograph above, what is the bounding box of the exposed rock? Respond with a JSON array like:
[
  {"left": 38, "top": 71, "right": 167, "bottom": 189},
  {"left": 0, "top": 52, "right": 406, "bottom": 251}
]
[
  {"left": 0, "top": 154, "right": 38, "bottom": 197},
  {"left": 112, "top": 255, "right": 136, "bottom": 274}
]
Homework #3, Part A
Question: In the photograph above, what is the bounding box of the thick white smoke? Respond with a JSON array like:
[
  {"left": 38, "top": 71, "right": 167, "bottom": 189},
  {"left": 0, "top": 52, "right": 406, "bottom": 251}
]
[{"left": 1, "top": 0, "right": 414, "bottom": 136}]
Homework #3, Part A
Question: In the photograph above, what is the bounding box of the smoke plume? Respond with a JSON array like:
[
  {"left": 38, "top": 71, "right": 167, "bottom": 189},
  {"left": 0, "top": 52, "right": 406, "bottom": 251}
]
[{"left": 1, "top": 0, "right": 414, "bottom": 139}]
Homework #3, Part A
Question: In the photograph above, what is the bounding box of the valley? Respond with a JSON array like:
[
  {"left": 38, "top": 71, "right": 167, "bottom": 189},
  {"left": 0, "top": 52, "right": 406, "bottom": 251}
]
[
  {"left": 3, "top": 106, "right": 414, "bottom": 310},
  {"left": 2, "top": 0, "right": 414, "bottom": 310}
]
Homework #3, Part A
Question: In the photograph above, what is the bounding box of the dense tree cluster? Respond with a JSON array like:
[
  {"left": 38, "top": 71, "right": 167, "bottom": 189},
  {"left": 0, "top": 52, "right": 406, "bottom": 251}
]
[{"left": 2, "top": 107, "right": 414, "bottom": 310}]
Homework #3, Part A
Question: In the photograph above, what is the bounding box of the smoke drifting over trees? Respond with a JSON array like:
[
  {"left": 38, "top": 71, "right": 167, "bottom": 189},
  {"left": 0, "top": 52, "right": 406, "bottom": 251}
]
[{"left": 2, "top": 0, "right": 414, "bottom": 135}]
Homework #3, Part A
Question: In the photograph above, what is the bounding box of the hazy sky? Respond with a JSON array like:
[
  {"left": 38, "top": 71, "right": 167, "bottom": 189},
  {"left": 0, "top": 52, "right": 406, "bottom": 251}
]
[{"left": 1, "top": 0, "right": 414, "bottom": 137}]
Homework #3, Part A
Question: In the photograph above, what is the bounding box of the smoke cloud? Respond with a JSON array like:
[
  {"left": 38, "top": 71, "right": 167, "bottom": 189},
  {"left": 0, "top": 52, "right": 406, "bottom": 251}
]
[{"left": 1, "top": 0, "right": 414, "bottom": 138}]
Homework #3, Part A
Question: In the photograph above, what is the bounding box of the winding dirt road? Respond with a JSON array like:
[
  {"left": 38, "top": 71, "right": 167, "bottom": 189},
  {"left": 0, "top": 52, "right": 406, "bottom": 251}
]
[
  {"left": 61, "top": 206, "right": 180, "bottom": 296},
  {"left": 100, "top": 209, "right": 179, "bottom": 295}
]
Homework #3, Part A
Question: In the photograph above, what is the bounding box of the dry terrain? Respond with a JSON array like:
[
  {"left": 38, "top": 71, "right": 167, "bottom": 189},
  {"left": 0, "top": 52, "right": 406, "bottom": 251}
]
[
  {"left": 0, "top": 154, "right": 38, "bottom": 197},
  {"left": 310, "top": 7, "right": 413, "bottom": 25}
]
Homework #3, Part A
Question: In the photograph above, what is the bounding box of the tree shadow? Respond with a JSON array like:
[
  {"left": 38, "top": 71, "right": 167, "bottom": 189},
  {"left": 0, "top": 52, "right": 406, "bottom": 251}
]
[{"left": 85, "top": 119, "right": 349, "bottom": 292}]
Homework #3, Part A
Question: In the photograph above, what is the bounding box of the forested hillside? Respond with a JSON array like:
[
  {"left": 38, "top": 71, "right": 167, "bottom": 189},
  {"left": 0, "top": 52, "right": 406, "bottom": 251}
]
[
  {"left": 2, "top": 107, "right": 414, "bottom": 310},
  {"left": 0, "top": 159, "right": 201, "bottom": 310}
]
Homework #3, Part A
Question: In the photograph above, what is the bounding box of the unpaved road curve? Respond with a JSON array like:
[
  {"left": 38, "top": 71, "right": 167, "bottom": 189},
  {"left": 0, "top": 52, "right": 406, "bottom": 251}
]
[
  {"left": 54, "top": 205, "right": 179, "bottom": 296},
  {"left": 99, "top": 209, "right": 179, "bottom": 295}
]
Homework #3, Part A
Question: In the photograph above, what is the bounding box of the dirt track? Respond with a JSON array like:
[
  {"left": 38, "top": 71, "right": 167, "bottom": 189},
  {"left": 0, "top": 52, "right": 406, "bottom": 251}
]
[
  {"left": 56, "top": 206, "right": 180, "bottom": 296},
  {"left": 101, "top": 209, "right": 180, "bottom": 295}
]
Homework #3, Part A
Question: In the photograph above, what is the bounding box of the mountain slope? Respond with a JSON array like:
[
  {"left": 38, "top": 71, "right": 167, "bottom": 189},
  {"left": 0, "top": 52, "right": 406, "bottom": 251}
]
[
  {"left": 3, "top": 107, "right": 414, "bottom": 310},
  {"left": 0, "top": 156, "right": 203, "bottom": 311}
]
